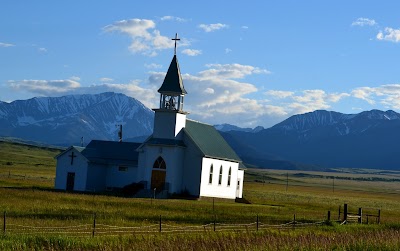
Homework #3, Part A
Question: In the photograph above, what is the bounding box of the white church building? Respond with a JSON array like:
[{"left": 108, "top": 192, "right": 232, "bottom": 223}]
[{"left": 55, "top": 38, "right": 245, "bottom": 199}]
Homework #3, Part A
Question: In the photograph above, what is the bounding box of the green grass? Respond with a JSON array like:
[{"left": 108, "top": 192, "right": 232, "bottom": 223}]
[{"left": 1, "top": 141, "right": 400, "bottom": 250}]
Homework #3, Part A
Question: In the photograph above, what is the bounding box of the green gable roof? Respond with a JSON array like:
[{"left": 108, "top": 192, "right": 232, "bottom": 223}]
[
  {"left": 82, "top": 140, "right": 141, "bottom": 163},
  {"left": 158, "top": 55, "right": 187, "bottom": 95},
  {"left": 184, "top": 119, "right": 243, "bottom": 163}
]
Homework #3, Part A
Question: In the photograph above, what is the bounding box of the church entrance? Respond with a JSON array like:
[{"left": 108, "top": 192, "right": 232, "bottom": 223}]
[
  {"left": 151, "top": 156, "right": 166, "bottom": 190},
  {"left": 66, "top": 172, "right": 75, "bottom": 191}
]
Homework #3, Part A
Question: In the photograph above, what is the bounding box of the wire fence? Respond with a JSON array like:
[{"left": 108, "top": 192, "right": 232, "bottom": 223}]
[
  {"left": 3, "top": 217, "right": 328, "bottom": 237},
  {"left": 0, "top": 172, "right": 54, "bottom": 182}
]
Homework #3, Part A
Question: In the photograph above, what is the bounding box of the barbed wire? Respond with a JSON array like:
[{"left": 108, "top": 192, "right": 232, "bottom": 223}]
[{"left": 3, "top": 219, "right": 331, "bottom": 237}]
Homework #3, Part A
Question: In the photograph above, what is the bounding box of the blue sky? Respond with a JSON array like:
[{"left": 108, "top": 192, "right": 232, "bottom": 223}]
[{"left": 1, "top": 1, "right": 400, "bottom": 127}]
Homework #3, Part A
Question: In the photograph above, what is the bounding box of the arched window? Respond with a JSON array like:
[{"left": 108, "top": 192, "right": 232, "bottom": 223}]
[
  {"left": 209, "top": 164, "right": 213, "bottom": 184},
  {"left": 153, "top": 156, "right": 166, "bottom": 169},
  {"left": 227, "top": 167, "right": 232, "bottom": 186},
  {"left": 218, "top": 166, "right": 223, "bottom": 185}
]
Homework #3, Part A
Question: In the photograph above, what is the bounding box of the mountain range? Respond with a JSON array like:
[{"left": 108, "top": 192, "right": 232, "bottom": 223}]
[
  {"left": 221, "top": 109, "right": 400, "bottom": 170},
  {"left": 0, "top": 92, "right": 154, "bottom": 145},
  {"left": 1, "top": 92, "right": 399, "bottom": 170}
]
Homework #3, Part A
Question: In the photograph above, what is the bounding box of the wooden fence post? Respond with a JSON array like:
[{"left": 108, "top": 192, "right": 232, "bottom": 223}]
[
  {"left": 256, "top": 215, "right": 259, "bottom": 231},
  {"left": 343, "top": 204, "right": 348, "bottom": 222},
  {"left": 338, "top": 205, "right": 341, "bottom": 221},
  {"left": 159, "top": 215, "right": 162, "bottom": 233},
  {"left": 92, "top": 213, "right": 96, "bottom": 237},
  {"left": 358, "top": 208, "right": 362, "bottom": 224},
  {"left": 293, "top": 214, "right": 296, "bottom": 229},
  {"left": 378, "top": 209, "right": 381, "bottom": 224},
  {"left": 3, "top": 211, "right": 5, "bottom": 235},
  {"left": 214, "top": 214, "right": 217, "bottom": 232},
  {"left": 327, "top": 211, "right": 331, "bottom": 222}
]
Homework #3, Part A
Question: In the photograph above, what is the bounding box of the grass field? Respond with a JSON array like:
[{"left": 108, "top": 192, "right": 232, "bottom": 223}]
[{"left": 0, "top": 141, "right": 399, "bottom": 250}]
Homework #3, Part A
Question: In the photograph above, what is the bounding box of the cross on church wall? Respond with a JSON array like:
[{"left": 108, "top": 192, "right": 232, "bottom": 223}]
[{"left": 68, "top": 151, "right": 76, "bottom": 165}]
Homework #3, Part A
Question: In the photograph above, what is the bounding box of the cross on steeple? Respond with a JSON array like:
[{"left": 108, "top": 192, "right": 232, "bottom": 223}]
[
  {"left": 69, "top": 151, "right": 76, "bottom": 165},
  {"left": 172, "top": 33, "right": 180, "bottom": 55}
]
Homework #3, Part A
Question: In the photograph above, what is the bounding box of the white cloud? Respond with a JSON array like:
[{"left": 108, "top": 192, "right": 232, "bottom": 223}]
[
  {"left": 8, "top": 79, "right": 81, "bottom": 95},
  {"left": 144, "top": 63, "right": 162, "bottom": 69},
  {"left": 264, "top": 89, "right": 350, "bottom": 116},
  {"left": 198, "top": 23, "right": 228, "bottom": 32},
  {"left": 182, "top": 49, "right": 202, "bottom": 56},
  {"left": 103, "top": 18, "right": 187, "bottom": 56},
  {"left": 160, "top": 16, "right": 187, "bottom": 22},
  {"left": 241, "top": 26, "right": 249, "bottom": 29},
  {"left": 38, "top": 47, "right": 47, "bottom": 53},
  {"left": 351, "top": 87, "right": 376, "bottom": 104},
  {"left": 352, "top": 18, "right": 377, "bottom": 27},
  {"left": 265, "top": 90, "right": 294, "bottom": 99},
  {"left": 0, "top": 42, "right": 15, "bottom": 47},
  {"left": 352, "top": 84, "right": 400, "bottom": 109},
  {"left": 99, "top": 77, "right": 114, "bottom": 82},
  {"left": 326, "top": 92, "right": 351, "bottom": 102},
  {"left": 377, "top": 27, "right": 400, "bottom": 43},
  {"left": 200, "top": 63, "right": 270, "bottom": 79},
  {"left": 225, "top": 48, "right": 232, "bottom": 54},
  {"left": 70, "top": 76, "right": 81, "bottom": 81}
]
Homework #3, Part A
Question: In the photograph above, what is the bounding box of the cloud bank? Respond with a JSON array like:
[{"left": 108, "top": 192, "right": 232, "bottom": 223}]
[{"left": 6, "top": 67, "right": 400, "bottom": 127}]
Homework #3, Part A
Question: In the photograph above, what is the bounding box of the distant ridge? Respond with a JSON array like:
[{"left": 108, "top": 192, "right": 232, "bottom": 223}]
[
  {"left": 222, "top": 109, "right": 400, "bottom": 170},
  {"left": 0, "top": 92, "right": 154, "bottom": 146}
]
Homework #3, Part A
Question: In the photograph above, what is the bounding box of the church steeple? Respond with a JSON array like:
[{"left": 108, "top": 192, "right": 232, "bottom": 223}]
[{"left": 158, "top": 33, "right": 187, "bottom": 112}]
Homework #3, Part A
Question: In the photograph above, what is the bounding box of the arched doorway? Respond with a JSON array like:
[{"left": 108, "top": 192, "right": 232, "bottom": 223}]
[{"left": 151, "top": 156, "right": 166, "bottom": 190}]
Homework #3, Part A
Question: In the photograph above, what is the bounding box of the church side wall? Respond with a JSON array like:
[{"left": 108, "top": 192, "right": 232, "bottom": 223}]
[
  {"left": 105, "top": 164, "right": 139, "bottom": 188},
  {"left": 199, "top": 158, "right": 240, "bottom": 199},
  {"left": 54, "top": 150, "right": 88, "bottom": 191},
  {"left": 85, "top": 164, "right": 106, "bottom": 192},
  {"left": 182, "top": 139, "right": 203, "bottom": 196},
  {"left": 236, "top": 169, "right": 244, "bottom": 198}
]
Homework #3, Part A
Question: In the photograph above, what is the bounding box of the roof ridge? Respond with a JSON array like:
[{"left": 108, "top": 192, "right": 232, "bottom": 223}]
[{"left": 186, "top": 118, "right": 213, "bottom": 127}]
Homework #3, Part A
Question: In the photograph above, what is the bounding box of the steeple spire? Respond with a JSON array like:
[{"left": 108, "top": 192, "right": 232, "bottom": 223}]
[{"left": 156, "top": 33, "right": 187, "bottom": 112}]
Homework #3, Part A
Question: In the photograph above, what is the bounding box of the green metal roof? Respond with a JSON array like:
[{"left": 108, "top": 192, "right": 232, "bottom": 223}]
[
  {"left": 158, "top": 55, "right": 187, "bottom": 95},
  {"left": 145, "top": 137, "right": 185, "bottom": 147},
  {"left": 184, "top": 120, "right": 243, "bottom": 163},
  {"left": 81, "top": 140, "right": 141, "bottom": 162}
]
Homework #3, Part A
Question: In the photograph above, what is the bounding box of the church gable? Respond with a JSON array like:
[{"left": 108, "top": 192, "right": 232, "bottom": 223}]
[
  {"left": 183, "top": 119, "right": 243, "bottom": 164},
  {"left": 54, "top": 146, "right": 89, "bottom": 191}
]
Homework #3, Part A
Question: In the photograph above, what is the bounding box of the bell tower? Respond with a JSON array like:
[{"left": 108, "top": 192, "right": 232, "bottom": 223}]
[{"left": 152, "top": 34, "right": 188, "bottom": 140}]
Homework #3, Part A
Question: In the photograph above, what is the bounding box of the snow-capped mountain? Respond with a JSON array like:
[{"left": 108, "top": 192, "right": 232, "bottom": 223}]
[
  {"left": 222, "top": 109, "right": 400, "bottom": 170},
  {"left": 0, "top": 92, "right": 154, "bottom": 145},
  {"left": 271, "top": 109, "right": 400, "bottom": 138},
  {"left": 214, "top": 123, "right": 264, "bottom": 133}
]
